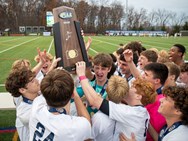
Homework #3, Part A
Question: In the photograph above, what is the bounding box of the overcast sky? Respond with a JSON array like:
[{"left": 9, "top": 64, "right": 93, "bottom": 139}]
[
  {"left": 114, "top": 0, "right": 188, "bottom": 14},
  {"left": 87, "top": 0, "right": 188, "bottom": 15}
]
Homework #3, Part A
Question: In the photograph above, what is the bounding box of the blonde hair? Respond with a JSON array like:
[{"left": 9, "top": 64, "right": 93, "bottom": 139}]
[
  {"left": 34, "top": 52, "right": 53, "bottom": 63},
  {"left": 12, "top": 59, "right": 31, "bottom": 71},
  {"left": 158, "top": 50, "right": 170, "bottom": 63},
  {"left": 106, "top": 75, "right": 129, "bottom": 103},
  {"left": 132, "top": 78, "right": 157, "bottom": 106},
  {"left": 149, "top": 48, "right": 159, "bottom": 54}
]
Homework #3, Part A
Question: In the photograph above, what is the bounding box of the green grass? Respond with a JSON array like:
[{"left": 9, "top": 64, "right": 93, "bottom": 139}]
[
  {"left": 0, "top": 36, "right": 188, "bottom": 92},
  {"left": 0, "top": 35, "right": 188, "bottom": 140},
  {"left": 0, "top": 110, "right": 18, "bottom": 141}
]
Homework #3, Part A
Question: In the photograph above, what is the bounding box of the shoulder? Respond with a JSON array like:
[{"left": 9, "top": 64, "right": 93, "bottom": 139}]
[
  {"left": 92, "top": 111, "right": 114, "bottom": 125},
  {"left": 72, "top": 116, "right": 91, "bottom": 128},
  {"left": 163, "top": 125, "right": 188, "bottom": 141}
]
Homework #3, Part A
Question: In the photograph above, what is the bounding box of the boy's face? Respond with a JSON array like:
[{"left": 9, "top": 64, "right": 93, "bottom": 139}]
[
  {"left": 142, "top": 70, "right": 156, "bottom": 86},
  {"left": 158, "top": 95, "right": 179, "bottom": 117},
  {"left": 42, "top": 59, "right": 52, "bottom": 74},
  {"left": 125, "top": 86, "right": 139, "bottom": 103},
  {"left": 119, "top": 60, "right": 131, "bottom": 75},
  {"left": 24, "top": 77, "right": 40, "bottom": 94},
  {"left": 138, "top": 55, "right": 149, "bottom": 70},
  {"left": 179, "top": 72, "right": 188, "bottom": 84},
  {"left": 168, "top": 46, "right": 181, "bottom": 61},
  {"left": 93, "top": 65, "right": 111, "bottom": 83}
]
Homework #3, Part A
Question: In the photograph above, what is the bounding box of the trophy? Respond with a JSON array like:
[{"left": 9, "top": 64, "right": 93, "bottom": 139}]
[{"left": 53, "top": 6, "right": 91, "bottom": 73}]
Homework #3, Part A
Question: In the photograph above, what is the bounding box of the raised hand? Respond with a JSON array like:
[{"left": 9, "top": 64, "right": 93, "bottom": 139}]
[
  {"left": 85, "top": 37, "right": 92, "bottom": 51},
  {"left": 123, "top": 49, "right": 133, "bottom": 62},
  {"left": 76, "top": 61, "right": 86, "bottom": 77}
]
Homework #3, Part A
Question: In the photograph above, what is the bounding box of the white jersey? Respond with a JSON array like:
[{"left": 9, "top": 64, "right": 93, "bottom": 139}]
[
  {"left": 92, "top": 111, "right": 115, "bottom": 141},
  {"left": 29, "top": 95, "right": 92, "bottom": 141},
  {"left": 161, "top": 125, "right": 188, "bottom": 141},
  {"left": 35, "top": 70, "right": 44, "bottom": 84},
  {"left": 109, "top": 101, "right": 150, "bottom": 141},
  {"left": 15, "top": 96, "right": 32, "bottom": 141}
]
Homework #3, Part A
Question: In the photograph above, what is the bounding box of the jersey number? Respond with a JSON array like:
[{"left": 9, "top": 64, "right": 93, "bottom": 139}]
[
  {"left": 144, "top": 119, "right": 149, "bottom": 137},
  {"left": 33, "top": 122, "right": 54, "bottom": 141}
]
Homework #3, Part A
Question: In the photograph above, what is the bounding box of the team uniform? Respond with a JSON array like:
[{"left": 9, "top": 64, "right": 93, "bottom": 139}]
[
  {"left": 29, "top": 95, "right": 92, "bottom": 141},
  {"left": 91, "top": 111, "right": 115, "bottom": 141},
  {"left": 159, "top": 124, "right": 188, "bottom": 141},
  {"left": 146, "top": 95, "right": 166, "bottom": 141},
  {"left": 100, "top": 100, "right": 150, "bottom": 141},
  {"left": 35, "top": 70, "right": 44, "bottom": 83},
  {"left": 76, "top": 79, "right": 108, "bottom": 116},
  {"left": 14, "top": 96, "right": 33, "bottom": 141},
  {"left": 114, "top": 67, "right": 135, "bottom": 87}
]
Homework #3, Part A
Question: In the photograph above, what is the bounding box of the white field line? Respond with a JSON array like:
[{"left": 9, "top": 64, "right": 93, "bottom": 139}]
[
  {"left": 93, "top": 38, "right": 118, "bottom": 47},
  {"left": 0, "top": 84, "right": 5, "bottom": 87},
  {"left": 94, "top": 37, "right": 169, "bottom": 50},
  {"left": 89, "top": 48, "right": 98, "bottom": 54},
  {"left": 0, "top": 37, "right": 40, "bottom": 54},
  {"left": 0, "top": 37, "right": 25, "bottom": 43},
  {"left": 88, "top": 38, "right": 117, "bottom": 54},
  {"left": 47, "top": 39, "right": 54, "bottom": 53}
]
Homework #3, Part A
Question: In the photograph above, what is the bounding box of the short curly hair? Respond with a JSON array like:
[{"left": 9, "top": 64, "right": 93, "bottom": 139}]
[
  {"left": 5, "top": 67, "right": 35, "bottom": 97},
  {"left": 162, "top": 86, "right": 188, "bottom": 125},
  {"left": 106, "top": 75, "right": 129, "bottom": 104},
  {"left": 180, "top": 63, "right": 188, "bottom": 72},
  {"left": 12, "top": 59, "right": 31, "bottom": 71},
  {"left": 132, "top": 78, "right": 157, "bottom": 106},
  {"left": 124, "top": 41, "right": 142, "bottom": 56}
]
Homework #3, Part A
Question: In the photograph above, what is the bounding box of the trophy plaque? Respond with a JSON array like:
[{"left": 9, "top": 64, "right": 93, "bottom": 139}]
[{"left": 53, "top": 6, "right": 91, "bottom": 73}]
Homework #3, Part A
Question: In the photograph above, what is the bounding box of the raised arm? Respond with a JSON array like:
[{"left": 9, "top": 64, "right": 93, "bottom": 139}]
[
  {"left": 123, "top": 49, "right": 141, "bottom": 78},
  {"left": 32, "top": 48, "right": 46, "bottom": 74},
  {"left": 85, "top": 37, "right": 92, "bottom": 51},
  {"left": 47, "top": 57, "right": 61, "bottom": 73},
  {"left": 76, "top": 61, "right": 103, "bottom": 109},
  {"left": 148, "top": 123, "right": 158, "bottom": 141},
  {"left": 73, "top": 88, "right": 91, "bottom": 124}
]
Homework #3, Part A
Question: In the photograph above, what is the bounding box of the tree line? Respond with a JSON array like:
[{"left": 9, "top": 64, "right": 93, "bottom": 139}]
[{"left": 0, "top": 0, "right": 188, "bottom": 35}]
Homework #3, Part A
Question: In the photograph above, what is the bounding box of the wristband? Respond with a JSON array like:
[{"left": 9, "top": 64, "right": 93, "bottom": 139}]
[{"left": 79, "top": 75, "right": 87, "bottom": 81}]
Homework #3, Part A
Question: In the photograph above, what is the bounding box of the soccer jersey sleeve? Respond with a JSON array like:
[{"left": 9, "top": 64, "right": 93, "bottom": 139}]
[
  {"left": 99, "top": 99, "right": 109, "bottom": 116},
  {"left": 91, "top": 111, "right": 115, "bottom": 141},
  {"left": 71, "top": 116, "right": 92, "bottom": 140},
  {"left": 108, "top": 101, "right": 146, "bottom": 123},
  {"left": 17, "top": 102, "right": 32, "bottom": 126}
]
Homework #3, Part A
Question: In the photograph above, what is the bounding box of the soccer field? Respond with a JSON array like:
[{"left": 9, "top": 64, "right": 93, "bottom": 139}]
[
  {"left": 0, "top": 36, "right": 188, "bottom": 92},
  {"left": 0, "top": 35, "right": 188, "bottom": 140}
]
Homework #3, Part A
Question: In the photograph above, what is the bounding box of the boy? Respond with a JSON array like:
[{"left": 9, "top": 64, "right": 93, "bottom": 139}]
[
  {"left": 76, "top": 53, "right": 113, "bottom": 116},
  {"left": 29, "top": 69, "right": 91, "bottom": 141},
  {"left": 92, "top": 75, "right": 129, "bottom": 141},
  {"left": 179, "top": 63, "right": 188, "bottom": 87},
  {"left": 76, "top": 61, "right": 156, "bottom": 141},
  {"left": 5, "top": 67, "right": 40, "bottom": 141}
]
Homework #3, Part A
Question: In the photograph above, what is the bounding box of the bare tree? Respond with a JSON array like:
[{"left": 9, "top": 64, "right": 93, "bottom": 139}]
[
  {"left": 133, "top": 8, "right": 147, "bottom": 30},
  {"left": 110, "top": 2, "right": 124, "bottom": 30},
  {"left": 154, "top": 9, "right": 172, "bottom": 30},
  {"left": 86, "top": 3, "right": 99, "bottom": 33},
  {"left": 126, "top": 6, "right": 135, "bottom": 30},
  {"left": 75, "top": 0, "right": 90, "bottom": 29},
  {"left": 0, "top": 0, "right": 187, "bottom": 34}
]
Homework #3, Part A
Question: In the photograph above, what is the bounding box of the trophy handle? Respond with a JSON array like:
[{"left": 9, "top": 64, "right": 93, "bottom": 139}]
[{"left": 74, "top": 21, "right": 92, "bottom": 68}]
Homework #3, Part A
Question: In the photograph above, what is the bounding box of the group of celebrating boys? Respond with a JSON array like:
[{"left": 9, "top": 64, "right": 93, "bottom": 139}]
[{"left": 5, "top": 39, "right": 188, "bottom": 141}]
